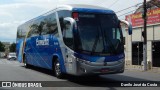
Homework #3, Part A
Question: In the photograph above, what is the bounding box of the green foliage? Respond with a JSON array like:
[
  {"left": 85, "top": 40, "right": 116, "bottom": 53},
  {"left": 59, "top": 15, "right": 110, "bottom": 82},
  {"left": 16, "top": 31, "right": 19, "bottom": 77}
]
[
  {"left": 0, "top": 41, "right": 5, "bottom": 52},
  {"left": 9, "top": 42, "right": 16, "bottom": 52}
]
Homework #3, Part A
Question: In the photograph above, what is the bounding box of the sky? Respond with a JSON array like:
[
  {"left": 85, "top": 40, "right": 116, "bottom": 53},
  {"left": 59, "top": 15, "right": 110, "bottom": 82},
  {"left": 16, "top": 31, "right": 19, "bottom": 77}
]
[{"left": 0, "top": 0, "right": 144, "bottom": 43}]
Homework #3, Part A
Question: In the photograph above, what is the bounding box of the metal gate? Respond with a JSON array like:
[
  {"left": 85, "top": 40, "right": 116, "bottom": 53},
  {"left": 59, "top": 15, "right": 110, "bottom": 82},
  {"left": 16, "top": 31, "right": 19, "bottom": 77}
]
[
  {"left": 152, "top": 41, "right": 160, "bottom": 67},
  {"left": 132, "top": 42, "right": 143, "bottom": 65}
]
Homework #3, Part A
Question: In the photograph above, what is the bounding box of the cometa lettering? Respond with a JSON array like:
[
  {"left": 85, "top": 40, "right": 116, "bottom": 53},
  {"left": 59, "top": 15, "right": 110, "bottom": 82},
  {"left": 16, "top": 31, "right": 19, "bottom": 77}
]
[{"left": 36, "top": 38, "right": 49, "bottom": 46}]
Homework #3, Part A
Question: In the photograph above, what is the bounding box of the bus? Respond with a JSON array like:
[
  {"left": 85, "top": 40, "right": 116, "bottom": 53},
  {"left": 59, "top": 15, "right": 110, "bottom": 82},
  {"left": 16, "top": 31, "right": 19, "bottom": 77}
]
[{"left": 16, "top": 4, "right": 132, "bottom": 78}]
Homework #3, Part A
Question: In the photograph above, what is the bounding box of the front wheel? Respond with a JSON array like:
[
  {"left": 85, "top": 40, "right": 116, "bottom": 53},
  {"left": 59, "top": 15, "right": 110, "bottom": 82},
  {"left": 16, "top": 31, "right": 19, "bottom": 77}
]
[{"left": 54, "top": 59, "right": 64, "bottom": 79}]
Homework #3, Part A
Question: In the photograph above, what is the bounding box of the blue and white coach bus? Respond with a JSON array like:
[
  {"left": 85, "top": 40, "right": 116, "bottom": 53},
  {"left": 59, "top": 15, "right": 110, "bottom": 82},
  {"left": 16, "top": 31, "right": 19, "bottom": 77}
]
[{"left": 16, "top": 4, "right": 132, "bottom": 78}]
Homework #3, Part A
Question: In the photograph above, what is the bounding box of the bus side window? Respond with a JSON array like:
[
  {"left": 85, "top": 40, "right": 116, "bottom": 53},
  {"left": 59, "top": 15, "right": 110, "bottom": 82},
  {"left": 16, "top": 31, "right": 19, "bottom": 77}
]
[
  {"left": 27, "top": 30, "right": 31, "bottom": 38},
  {"left": 59, "top": 18, "right": 64, "bottom": 35},
  {"left": 47, "top": 13, "right": 58, "bottom": 36},
  {"left": 30, "top": 24, "right": 39, "bottom": 37},
  {"left": 17, "top": 28, "right": 22, "bottom": 39},
  {"left": 57, "top": 10, "right": 71, "bottom": 37},
  {"left": 63, "top": 20, "right": 74, "bottom": 49},
  {"left": 38, "top": 21, "right": 45, "bottom": 35}
]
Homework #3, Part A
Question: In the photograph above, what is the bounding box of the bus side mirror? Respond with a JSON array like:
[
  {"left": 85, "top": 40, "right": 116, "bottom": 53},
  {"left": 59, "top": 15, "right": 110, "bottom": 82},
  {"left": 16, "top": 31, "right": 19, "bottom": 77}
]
[
  {"left": 63, "top": 17, "right": 77, "bottom": 30},
  {"left": 120, "top": 20, "right": 132, "bottom": 35},
  {"left": 62, "top": 17, "right": 76, "bottom": 50}
]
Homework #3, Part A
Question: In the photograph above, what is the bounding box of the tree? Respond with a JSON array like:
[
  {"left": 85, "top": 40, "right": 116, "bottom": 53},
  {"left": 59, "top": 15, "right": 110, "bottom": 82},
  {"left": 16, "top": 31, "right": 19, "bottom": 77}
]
[
  {"left": 0, "top": 41, "right": 5, "bottom": 52},
  {"left": 9, "top": 42, "right": 16, "bottom": 52}
]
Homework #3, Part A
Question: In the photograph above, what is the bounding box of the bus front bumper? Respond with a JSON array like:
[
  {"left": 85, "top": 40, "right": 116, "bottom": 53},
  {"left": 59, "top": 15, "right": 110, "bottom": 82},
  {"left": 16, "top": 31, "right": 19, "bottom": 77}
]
[{"left": 75, "top": 59, "right": 124, "bottom": 76}]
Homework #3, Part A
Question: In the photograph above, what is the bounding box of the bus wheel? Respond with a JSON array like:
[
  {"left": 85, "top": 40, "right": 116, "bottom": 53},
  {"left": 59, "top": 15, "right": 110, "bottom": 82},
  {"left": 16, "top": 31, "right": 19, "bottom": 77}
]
[
  {"left": 24, "top": 55, "right": 29, "bottom": 68},
  {"left": 54, "top": 59, "right": 63, "bottom": 78}
]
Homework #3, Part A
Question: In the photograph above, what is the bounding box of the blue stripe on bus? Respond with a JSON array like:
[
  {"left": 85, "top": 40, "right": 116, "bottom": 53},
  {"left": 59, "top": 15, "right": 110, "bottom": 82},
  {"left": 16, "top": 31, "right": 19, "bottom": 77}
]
[{"left": 72, "top": 8, "right": 115, "bottom": 14}]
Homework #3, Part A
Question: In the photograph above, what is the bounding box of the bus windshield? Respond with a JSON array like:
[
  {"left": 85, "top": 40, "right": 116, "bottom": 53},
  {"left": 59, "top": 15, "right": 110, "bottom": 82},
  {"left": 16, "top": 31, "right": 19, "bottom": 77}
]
[{"left": 75, "top": 13, "right": 123, "bottom": 55}]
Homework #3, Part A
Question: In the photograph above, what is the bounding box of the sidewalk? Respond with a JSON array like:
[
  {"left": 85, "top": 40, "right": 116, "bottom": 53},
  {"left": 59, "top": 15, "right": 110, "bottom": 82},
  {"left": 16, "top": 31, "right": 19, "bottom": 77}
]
[
  {"left": 122, "top": 68, "right": 160, "bottom": 81},
  {"left": 125, "top": 65, "right": 160, "bottom": 74}
]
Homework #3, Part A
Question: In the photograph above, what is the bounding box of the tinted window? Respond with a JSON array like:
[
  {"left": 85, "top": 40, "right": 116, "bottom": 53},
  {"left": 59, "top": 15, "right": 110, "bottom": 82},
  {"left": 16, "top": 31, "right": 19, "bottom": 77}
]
[
  {"left": 28, "top": 12, "right": 58, "bottom": 37},
  {"left": 45, "top": 13, "right": 58, "bottom": 36},
  {"left": 38, "top": 13, "right": 58, "bottom": 36},
  {"left": 17, "top": 28, "right": 22, "bottom": 39},
  {"left": 17, "top": 25, "right": 29, "bottom": 39},
  {"left": 76, "top": 13, "right": 123, "bottom": 54},
  {"left": 30, "top": 23, "right": 39, "bottom": 37},
  {"left": 57, "top": 10, "right": 71, "bottom": 34}
]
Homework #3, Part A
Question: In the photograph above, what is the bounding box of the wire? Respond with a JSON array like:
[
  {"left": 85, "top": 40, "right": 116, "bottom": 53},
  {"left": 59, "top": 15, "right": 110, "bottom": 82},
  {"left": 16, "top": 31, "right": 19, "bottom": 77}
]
[
  {"left": 108, "top": 0, "right": 120, "bottom": 8},
  {"left": 118, "top": 9, "right": 136, "bottom": 17},
  {"left": 116, "top": 3, "right": 142, "bottom": 13}
]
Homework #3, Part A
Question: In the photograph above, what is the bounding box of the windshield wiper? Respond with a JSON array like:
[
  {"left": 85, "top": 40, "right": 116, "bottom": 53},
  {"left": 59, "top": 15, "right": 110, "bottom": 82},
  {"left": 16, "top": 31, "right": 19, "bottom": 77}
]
[
  {"left": 103, "top": 32, "right": 117, "bottom": 54},
  {"left": 91, "top": 32, "right": 100, "bottom": 55}
]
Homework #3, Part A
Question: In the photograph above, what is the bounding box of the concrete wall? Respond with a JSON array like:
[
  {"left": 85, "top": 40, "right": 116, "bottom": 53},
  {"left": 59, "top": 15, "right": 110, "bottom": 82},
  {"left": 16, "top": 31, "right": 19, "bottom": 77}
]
[
  {"left": 154, "top": 25, "right": 160, "bottom": 40},
  {"left": 132, "top": 28, "right": 142, "bottom": 41},
  {"left": 125, "top": 24, "right": 160, "bottom": 69}
]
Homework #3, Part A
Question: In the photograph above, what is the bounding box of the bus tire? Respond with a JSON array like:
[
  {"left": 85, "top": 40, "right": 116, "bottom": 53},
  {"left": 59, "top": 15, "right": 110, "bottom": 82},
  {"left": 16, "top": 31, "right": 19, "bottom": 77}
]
[
  {"left": 53, "top": 59, "right": 63, "bottom": 79},
  {"left": 24, "top": 55, "right": 29, "bottom": 68}
]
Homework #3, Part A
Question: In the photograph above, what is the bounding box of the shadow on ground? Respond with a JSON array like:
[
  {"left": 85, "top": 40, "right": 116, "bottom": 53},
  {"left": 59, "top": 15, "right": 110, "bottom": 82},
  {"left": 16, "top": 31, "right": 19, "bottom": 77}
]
[{"left": 21, "top": 65, "right": 152, "bottom": 87}]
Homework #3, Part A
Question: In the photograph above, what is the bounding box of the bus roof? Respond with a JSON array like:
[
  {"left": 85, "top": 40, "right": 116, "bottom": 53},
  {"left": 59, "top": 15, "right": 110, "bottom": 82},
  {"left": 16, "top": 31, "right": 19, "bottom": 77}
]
[
  {"left": 18, "top": 4, "right": 115, "bottom": 28},
  {"left": 57, "top": 4, "right": 115, "bottom": 14}
]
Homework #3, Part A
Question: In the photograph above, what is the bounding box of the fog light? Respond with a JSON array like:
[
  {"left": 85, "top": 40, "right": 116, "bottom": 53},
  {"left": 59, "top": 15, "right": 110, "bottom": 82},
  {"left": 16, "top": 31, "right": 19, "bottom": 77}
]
[{"left": 80, "top": 67, "right": 87, "bottom": 73}]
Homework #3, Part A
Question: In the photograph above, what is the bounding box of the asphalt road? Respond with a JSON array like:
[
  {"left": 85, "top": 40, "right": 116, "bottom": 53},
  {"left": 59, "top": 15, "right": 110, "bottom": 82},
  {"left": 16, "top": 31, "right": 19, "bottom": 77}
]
[{"left": 0, "top": 58, "right": 160, "bottom": 90}]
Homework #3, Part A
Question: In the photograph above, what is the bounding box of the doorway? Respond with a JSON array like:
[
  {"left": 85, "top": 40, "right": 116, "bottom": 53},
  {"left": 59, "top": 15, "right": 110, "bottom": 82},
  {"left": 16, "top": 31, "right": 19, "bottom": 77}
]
[
  {"left": 152, "top": 41, "right": 160, "bottom": 67},
  {"left": 132, "top": 42, "right": 143, "bottom": 65}
]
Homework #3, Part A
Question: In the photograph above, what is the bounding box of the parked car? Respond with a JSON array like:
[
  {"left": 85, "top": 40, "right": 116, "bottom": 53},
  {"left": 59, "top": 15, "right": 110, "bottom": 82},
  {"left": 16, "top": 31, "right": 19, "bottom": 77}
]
[{"left": 7, "top": 53, "right": 17, "bottom": 60}]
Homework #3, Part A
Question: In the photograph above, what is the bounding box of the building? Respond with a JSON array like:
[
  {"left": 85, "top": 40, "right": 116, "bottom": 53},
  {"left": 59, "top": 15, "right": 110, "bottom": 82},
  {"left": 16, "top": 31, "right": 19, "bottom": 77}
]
[
  {"left": 2, "top": 42, "right": 10, "bottom": 56},
  {"left": 125, "top": 0, "right": 160, "bottom": 71}
]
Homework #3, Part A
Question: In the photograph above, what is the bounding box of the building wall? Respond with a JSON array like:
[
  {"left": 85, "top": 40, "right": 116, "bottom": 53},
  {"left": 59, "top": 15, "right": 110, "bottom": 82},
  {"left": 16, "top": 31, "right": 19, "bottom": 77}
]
[
  {"left": 125, "top": 24, "right": 160, "bottom": 70},
  {"left": 132, "top": 28, "right": 142, "bottom": 41},
  {"left": 154, "top": 25, "right": 160, "bottom": 40},
  {"left": 125, "top": 29, "right": 132, "bottom": 66}
]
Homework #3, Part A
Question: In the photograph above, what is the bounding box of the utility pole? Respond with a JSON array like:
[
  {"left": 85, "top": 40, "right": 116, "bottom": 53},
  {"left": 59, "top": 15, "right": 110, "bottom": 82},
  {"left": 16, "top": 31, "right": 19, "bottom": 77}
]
[{"left": 142, "top": 0, "right": 147, "bottom": 71}]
